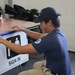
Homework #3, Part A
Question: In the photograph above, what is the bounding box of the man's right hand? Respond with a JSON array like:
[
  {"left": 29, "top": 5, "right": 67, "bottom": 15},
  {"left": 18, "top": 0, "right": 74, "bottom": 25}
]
[{"left": 11, "top": 25, "right": 25, "bottom": 31}]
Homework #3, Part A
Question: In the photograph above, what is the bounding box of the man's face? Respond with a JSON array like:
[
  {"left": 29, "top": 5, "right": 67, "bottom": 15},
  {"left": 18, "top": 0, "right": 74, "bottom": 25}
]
[{"left": 40, "top": 20, "right": 52, "bottom": 33}]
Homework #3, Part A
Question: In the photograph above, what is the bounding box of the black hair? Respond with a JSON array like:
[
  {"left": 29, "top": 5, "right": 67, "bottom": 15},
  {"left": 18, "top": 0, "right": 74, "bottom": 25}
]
[
  {"left": 43, "top": 14, "right": 61, "bottom": 27},
  {"left": 43, "top": 18, "right": 60, "bottom": 27},
  {"left": 52, "top": 18, "right": 60, "bottom": 27}
]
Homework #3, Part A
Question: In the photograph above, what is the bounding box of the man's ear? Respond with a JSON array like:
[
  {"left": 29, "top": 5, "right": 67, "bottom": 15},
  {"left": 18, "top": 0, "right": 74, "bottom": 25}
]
[{"left": 48, "top": 20, "right": 52, "bottom": 26}]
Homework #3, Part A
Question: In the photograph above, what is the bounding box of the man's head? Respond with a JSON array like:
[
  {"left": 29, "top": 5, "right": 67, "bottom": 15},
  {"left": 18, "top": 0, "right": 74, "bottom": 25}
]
[{"left": 34, "top": 7, "right": 61, "bottom": 33}]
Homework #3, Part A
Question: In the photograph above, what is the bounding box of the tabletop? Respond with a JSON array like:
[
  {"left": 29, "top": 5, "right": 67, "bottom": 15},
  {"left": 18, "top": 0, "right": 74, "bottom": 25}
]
[{"left": 0, "top": 18, "right": 39, "bottom": 34}]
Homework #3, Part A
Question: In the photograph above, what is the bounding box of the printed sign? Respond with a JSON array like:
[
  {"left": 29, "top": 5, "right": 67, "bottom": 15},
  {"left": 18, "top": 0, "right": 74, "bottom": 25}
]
[
  {"left": 6, "top": 35, "right": 21, "bottom": 59},
  {"left": 0, "top": 31, "right": 29, "bottom": 74}
]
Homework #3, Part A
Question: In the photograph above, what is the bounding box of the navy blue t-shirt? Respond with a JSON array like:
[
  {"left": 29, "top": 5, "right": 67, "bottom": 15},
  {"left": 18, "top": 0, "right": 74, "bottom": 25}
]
[{"left": 32, "top": 28, "right": 71, "bottom": 75}]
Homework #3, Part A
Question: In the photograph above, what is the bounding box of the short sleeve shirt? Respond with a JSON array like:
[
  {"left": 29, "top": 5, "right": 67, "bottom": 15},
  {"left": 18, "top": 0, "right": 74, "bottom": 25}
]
[{"left": 32, "top": 28, "right": 71, "bottom": 75}]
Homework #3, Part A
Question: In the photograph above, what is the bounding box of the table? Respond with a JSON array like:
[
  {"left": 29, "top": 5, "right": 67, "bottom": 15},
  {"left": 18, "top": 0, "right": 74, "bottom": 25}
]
[{"left": 0, "top": 18, "right": 39, "bottom": 34}]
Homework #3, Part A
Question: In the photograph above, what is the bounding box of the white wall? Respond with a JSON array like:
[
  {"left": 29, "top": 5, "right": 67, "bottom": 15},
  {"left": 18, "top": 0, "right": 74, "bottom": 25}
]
[
  {"left": 0, "top": 0, "right": 5, "bottom": 17},
  {"left": 12, "top": 0, "right": 75, "bottom": 23},
  {"left": 0, "top": 0, "right": 75, "bottom": 51},
  {"left": 0, "top": 0, "right": 13, "bottom": 9},
  {"left": 0, "top": 0, "right": 5, "bottom": 9},
  {"left": 12, "top": 0, "right": 75, "bottom": 52},
  {"left": 0, "top": 0, "right": 10, "bottom": 17}
]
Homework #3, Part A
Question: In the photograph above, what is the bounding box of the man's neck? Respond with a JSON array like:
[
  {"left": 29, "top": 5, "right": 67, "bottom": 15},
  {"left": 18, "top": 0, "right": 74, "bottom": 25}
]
[{"left": 48, "top": 26, "right": 57, "bottom": 33}]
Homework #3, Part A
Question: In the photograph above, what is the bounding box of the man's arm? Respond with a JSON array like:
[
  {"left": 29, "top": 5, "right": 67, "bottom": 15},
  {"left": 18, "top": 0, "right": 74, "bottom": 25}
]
[
  {"left": 0, "top": 37, "right": 37, "bottom": 54},
  {"left": 11, "top": 26, "right": 47, "bottom": 39},
  {"left": 21, "top": 29, "right": 47, "bottom": 39}
]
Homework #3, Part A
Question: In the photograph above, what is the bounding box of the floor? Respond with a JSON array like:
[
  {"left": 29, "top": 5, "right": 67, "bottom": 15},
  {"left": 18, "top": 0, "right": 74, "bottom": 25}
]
[
  {"left": 69, "top": 52, "right": 75, "bottom": 75},
  {"left": 2, "top": 52, "right": 75, "bottom": 75}
]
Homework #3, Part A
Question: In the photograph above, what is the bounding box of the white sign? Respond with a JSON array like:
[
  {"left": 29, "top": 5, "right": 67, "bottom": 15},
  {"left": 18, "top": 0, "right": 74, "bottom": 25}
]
[{"left": 0, "top": 31, "right": 29, "bottom": 74}]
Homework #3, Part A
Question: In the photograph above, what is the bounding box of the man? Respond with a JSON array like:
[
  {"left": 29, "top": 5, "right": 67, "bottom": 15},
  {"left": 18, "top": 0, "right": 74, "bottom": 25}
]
[{"left": 0, "top": 7, "right": 71, "bottom": 75}]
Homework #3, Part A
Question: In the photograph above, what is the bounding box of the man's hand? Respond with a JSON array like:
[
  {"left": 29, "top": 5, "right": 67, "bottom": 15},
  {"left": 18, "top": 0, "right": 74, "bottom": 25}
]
[
  {"left": 0, "top": 36, "right": 4, "bottom": 43},
  {"left": 11, "top": 25, "right": 25, "bottom": 31}
]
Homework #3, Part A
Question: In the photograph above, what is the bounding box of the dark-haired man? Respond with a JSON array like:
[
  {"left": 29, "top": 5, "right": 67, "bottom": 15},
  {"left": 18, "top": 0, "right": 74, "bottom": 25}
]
[{"left": 0, "top": 7, "right": 71, "bottom": 75}]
